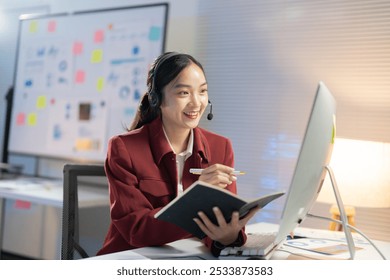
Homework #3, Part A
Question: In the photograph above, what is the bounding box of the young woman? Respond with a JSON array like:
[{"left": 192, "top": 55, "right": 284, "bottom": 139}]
[{"left": 97, "top": 52, "right": 258, "bottom": 256}]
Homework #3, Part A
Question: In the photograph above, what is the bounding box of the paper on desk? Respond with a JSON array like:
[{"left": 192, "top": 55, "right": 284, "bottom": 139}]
[
  {"left": 133, "top": 238, "right": 214, "bottom": 260},
  {"left": 87, "top": 250, "right": 150, "bottom": 260},
  {"left": 284, "top": 238, "right": 362, "bottom": 257}
]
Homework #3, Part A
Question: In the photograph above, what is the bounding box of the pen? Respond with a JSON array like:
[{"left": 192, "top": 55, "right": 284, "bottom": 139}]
[{"left": 189, "top": 168, "right": 246, "bottom": 175}]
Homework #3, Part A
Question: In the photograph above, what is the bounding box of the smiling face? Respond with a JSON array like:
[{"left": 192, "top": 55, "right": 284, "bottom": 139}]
[{"left": 160, "top": 62, "right": 208, "bottom": 137}]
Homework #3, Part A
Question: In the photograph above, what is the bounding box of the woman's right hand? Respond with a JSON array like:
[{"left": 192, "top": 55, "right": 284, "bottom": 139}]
[{"left": 198, "top": 164, "right": 237, "bottom": 189}]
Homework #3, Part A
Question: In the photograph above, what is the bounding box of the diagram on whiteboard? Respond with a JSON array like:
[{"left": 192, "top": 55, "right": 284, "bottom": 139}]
[{"left": 8, "top": 5, "right": 167, "bottom": 161}]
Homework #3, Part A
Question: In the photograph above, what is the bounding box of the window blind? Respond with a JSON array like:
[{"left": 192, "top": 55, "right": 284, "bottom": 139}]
[{"left": 195, "top": 0, "right": 390, "bottom": 223}]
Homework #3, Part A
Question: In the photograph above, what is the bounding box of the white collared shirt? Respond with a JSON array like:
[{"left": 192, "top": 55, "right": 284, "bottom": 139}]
[{"left": 163, "top": 128, "right": 193, "bottom": 195}]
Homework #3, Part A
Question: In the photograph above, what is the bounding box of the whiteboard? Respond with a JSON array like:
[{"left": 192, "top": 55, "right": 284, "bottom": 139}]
[{"left": 8, "top": 4, "right": 168, "bottom": 162}]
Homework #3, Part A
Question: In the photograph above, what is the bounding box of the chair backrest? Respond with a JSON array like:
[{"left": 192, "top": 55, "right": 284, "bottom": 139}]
[{"left": 61, "top": 163, "right": 107, "bottom": 260}]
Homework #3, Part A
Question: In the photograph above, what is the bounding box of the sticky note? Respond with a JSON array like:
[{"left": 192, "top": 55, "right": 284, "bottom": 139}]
[
  {"left": 29, "top": 21, "right": 38, "bottom": 33},
  {"left": 25, "top": 79, "right": 33, "bottom": 87},
  {"left": 75, "top": 70, "right": 85, "bottom": 83},
  {"left": 73, "top": 41, "right": 83, "bottom": 55},
  {"left": 75, "top": 138, "right": 93, "bottom": 151},
  {"left": 149, "top": 26, "right": 161, "bottom": 41},
  {"left": 36, "top": 95, "right": 47, "bottom": 109},
  {"left": 96, "top": 77, "right": 104, "bottom": 92},
  {"left": 134, "top": 89, "right": 141, "bottom": 100},
  {"left": 37, "top": 47, "right": 45, "bottom": 57},
  {"left": 91, "top": 49, "right": 103, "bottom": 63},
  {"left": 94, "top": 30, "right": 104, "bottom": 43},
  {"left": 27, "top": 113, "right": 37, "bottom": 126},
  {"left": 53, "top": 124, "right": 62, "bottom": 140},
  {"left": 16, "top": 113, "right": 26, "bottom": 125},
  {"left": 48, "top": 20, "right": 56, "bottom": 32},
  {"left": 124, "top": 107, "right": 135, "bottom": 116},
  {"left": 14, "top": 200, "right": 32, "bottom": 210}
]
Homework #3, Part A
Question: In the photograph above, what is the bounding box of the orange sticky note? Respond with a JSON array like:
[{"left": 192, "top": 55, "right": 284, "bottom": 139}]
[
  {"left": 75, "top": 138, "right": 93, "bottom": 151},
  {"left": 48, "top": 20, "right": 56, "bottom": 32},
  {"left": 75, "top": 70, "right": 85, "bottom": 83},
  {"left": 73, "top": 41, "right": 83, "bottom": 55},
  {"left": 94, "top": 30, "right": 104, "bottom": 43}
]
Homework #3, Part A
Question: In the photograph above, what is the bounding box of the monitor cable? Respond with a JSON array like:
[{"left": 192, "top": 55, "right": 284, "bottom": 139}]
[{"left": 306, "top": 213, "right": 387, "bottom": 260}]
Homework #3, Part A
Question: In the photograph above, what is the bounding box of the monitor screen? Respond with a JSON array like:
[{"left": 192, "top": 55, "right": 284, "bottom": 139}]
[
  {"left": 8, "top": 4, "right": 168, "bottom": 162},
  {"left": 276, "top": 81, "right": 336, "bottom": 243}
]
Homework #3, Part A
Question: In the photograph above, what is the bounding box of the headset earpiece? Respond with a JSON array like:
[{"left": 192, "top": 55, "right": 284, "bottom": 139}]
[
  {"left": 148, "top": 52, "right": 179, "bottom": 109},
  {"left": 148, "top": 89, "right": 159, "bottom": 109}
]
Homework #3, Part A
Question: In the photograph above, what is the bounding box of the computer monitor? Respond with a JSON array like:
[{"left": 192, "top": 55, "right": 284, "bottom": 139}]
[
  {"left": 276, "top": 81, "right": 336, "bottom": 241},
  {"left": 270, "top": 80, "right": 358, "bottom": 260},
  {"left": 221, "top": 82, "right": 355, "bottom": 259}
]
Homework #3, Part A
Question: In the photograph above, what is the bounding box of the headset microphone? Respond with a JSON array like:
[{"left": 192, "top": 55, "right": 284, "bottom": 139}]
[{"left": 207, "top": 100, "right": 213, "bottom": 120}]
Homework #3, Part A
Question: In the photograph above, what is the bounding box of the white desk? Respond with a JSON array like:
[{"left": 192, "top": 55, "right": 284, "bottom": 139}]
[
  {"left": 0, "top": 177, "right": 108, "bottom": 207},
  {"left": 0, "top": 177, "right": 109, "bottom": 259},
  {"left": 88, "top": 223, "right": 390, "bottom": 260}
]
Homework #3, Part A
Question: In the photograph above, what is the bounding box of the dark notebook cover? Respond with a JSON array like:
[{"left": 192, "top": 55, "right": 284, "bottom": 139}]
[{"left": 154, "top": 180, "right": 285, "bottom": 239}]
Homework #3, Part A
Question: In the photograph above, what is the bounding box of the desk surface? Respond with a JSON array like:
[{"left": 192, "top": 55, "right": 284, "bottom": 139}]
[
  {"left": 0, "top": 177, "right": 108, "bottom": 208},
  {"left": 89, "top": 223, "right": 390, "bottom": 260}
]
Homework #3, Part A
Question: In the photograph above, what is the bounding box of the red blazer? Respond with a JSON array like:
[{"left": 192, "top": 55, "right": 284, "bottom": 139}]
[{"left": 97, "top": 117, "right": 246, "bottom": 256}]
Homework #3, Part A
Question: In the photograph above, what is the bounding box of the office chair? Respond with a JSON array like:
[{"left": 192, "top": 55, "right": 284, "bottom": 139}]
[{"left": 61, "top": 163, "right": 107, "bottom": 260}]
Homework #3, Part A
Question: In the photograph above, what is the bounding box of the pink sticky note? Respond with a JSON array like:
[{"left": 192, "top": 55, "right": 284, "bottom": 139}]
[
  {"left": 48, "top": 20, "right": 56, "bottom": 32},
  {"left": 15, "top": 200, "right": 31, "bottom": 210},
  {"left": 16, "top": 113, "right": 26, "bottom": 125},
  {"left": 94, "top": 30, "right": 104, "bottom": 43},
  {"left": 75, "top": 70, "right": 85, "bottom": 83},
  {"left": 73, "top": 41, "right": 83, "bottom": 55}
]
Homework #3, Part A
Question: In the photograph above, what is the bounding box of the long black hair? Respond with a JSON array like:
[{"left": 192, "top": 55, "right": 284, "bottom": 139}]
[{"left": 128, "top": 52, "right": 205, "bottom": 131}]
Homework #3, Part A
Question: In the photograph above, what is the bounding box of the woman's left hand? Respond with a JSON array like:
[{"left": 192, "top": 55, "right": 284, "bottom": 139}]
[{"left": 193, "top": 206, "right": 259, "bottom": 245}]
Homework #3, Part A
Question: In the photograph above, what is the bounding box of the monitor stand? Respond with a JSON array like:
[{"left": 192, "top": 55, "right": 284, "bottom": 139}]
[{"left": 322, "top": 165, "right": 356, "bottom": 259}]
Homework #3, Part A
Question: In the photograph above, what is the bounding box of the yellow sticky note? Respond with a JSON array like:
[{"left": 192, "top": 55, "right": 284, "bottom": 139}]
[
  {"left": 36, "top": 95, "right": 47, "bottom": 109},
  {"left": 29, "top": 21, "right": 38, "bottom": 33},
  {"left": 91, "top": 49, "right": 103, "bottom": 63},
  {"left": 27, "top": 113, "right": 37, "bottom": 126},
  {"left": 96, "top": 77, "right": 104, "bottom": 92}
]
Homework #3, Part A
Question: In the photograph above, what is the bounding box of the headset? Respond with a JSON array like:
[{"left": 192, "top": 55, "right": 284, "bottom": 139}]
[
  {"left": 148, "top": 52, "right": 179, "bottom": 109},
  {"left": 207, "top": 100, "right": 213, "bottom": 120},
  {"left": 148, "top": 52, "right": 213, "bottom": 120}
]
